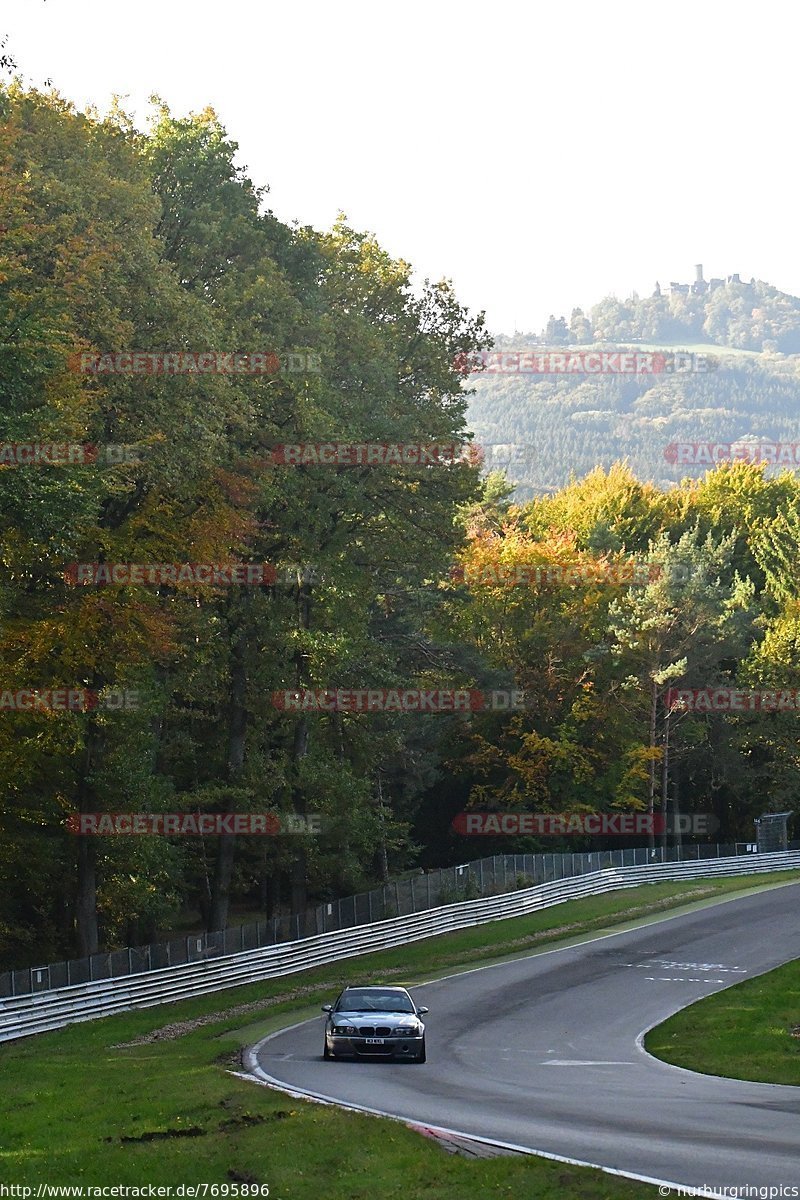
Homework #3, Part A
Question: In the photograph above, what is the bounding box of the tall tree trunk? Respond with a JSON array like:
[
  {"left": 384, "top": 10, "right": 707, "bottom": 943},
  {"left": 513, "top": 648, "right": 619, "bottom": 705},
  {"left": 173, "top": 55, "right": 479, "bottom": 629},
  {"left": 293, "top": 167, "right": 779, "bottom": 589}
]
[
  {"left": 74, "top": 717, "right": 101, "bottom": 956},
  {"left": 289, "top": 712, "right": 309, "bottom": 915},
  {"left": 290, "top": 573, "right": 312, "bottom": 914},
  {"left": 647, "top": 677, "right": 657, "bottom": 854},
  {"left": 375, "top": 773, "right": 390, "bottom": 883},
  {"left": 673, "top": 772, "right": 683, "bottom": 858},
  {"left": 209, "top": 617, "right": 248, "bottom": 931},
  {"left": 660, "top": 708, "right": 670, "bottom": 854}
]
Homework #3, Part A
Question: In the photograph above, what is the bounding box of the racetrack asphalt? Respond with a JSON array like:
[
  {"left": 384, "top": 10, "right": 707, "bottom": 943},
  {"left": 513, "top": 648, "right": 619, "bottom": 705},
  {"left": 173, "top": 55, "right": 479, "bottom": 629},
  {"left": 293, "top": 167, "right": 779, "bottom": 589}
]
[{"left": 246, "top": 881, "right": 800, "bottom": 1194}]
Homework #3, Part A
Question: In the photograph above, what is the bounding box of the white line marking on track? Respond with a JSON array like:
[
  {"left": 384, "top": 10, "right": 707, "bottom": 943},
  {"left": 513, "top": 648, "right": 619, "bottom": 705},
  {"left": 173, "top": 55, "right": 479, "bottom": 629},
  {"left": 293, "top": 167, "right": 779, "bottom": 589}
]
[{"left": 543, "top": 1060, "right": 636, "bottom": 1066}]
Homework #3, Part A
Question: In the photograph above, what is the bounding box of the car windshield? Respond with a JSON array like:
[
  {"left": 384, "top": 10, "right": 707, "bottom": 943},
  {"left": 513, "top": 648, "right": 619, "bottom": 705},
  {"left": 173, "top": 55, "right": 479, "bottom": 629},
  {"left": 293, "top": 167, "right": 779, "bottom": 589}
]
[{"left": 336, "top": 989, "right": 414, "bottom": 1013}]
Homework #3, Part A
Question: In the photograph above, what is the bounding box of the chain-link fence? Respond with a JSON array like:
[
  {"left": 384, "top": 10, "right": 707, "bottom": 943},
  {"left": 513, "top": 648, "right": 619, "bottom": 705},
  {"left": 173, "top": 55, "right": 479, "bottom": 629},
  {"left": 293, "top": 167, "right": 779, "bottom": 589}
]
[{"left": 3, "top": 839, "right": 798, "bottom": 999}]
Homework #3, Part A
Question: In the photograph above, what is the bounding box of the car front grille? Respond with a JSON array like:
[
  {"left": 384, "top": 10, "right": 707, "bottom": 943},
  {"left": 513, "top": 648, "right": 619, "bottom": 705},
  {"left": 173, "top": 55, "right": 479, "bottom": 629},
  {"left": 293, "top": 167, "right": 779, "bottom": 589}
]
[{"left": 357, "top": 1026, "right": 392, "bottom": 1037}]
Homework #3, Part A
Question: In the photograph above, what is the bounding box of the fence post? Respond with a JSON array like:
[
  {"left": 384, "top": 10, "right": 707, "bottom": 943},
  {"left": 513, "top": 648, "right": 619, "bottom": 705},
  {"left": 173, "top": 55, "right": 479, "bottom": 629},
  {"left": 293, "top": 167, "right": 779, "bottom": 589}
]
[
  {"left": 296, "top": 914, "right": 301, "bottom": 941},
  {"left": 427, "top": 873, "right": 431, "bottom": 907},
  {"left": 410, "top": 875, "right": 416, "bottom": 911},
  {"left": 395, "top": 881, "right": 401, "bottom": 914}
]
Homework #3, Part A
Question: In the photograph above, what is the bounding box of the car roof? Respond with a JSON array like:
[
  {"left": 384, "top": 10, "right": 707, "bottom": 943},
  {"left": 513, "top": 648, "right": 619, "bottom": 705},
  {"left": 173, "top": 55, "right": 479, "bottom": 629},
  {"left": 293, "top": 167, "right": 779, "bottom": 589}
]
[{"left": 340, "top": 984, "right": 409, "bottom": 992}]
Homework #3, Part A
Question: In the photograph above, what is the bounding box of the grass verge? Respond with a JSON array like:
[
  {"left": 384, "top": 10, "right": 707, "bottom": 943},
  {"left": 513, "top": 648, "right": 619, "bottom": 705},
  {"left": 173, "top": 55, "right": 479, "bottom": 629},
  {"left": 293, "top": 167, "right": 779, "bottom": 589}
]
[
  {"left": 1, "top": 871, "right": 797, "bottom": 1199},
  {"left": 644, "top": 956, "right": 800, "bottom": 1085}
]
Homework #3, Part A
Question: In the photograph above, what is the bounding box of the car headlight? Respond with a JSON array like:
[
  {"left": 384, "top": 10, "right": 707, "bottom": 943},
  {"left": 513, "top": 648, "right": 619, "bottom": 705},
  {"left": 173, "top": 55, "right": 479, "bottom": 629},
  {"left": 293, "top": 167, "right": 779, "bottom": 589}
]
[
  {"left": 392, "top": 1024, "right": 420, "bottom": 1036},
  {"left": 332, "top": 1024, "right": 356, "bottom": 1035}
]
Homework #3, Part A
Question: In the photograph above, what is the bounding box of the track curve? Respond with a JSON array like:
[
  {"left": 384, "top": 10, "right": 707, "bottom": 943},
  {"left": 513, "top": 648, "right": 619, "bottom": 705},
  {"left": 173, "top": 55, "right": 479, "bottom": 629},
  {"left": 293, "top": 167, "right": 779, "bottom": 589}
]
[{"left": 247, "top": 882, "right": 800, "bottom": 1194}]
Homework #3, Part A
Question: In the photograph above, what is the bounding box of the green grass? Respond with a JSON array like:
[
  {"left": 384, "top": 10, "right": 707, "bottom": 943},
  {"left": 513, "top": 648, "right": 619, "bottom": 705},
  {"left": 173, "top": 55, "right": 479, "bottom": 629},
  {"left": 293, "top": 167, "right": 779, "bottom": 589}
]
[
  {"left": 645, "top": 956, "right": 800, "bottom": 1085},
  {"left": 1, "top": 871, "right": 797, "bottom": 1198}
]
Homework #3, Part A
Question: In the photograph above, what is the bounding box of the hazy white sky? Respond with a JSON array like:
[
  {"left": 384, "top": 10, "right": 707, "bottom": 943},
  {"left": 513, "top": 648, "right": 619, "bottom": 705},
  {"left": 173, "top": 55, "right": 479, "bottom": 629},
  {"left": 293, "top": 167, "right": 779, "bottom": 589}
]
[{"left": 4, "top": 0, "right": 798, "bottom": 334}]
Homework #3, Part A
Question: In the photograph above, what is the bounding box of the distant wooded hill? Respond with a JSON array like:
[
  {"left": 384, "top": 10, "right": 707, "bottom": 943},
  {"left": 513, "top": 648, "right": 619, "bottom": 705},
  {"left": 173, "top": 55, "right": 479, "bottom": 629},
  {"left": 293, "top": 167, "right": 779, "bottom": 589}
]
[{"left": 469, "top": 275, "right": 800, "bottom": 497}]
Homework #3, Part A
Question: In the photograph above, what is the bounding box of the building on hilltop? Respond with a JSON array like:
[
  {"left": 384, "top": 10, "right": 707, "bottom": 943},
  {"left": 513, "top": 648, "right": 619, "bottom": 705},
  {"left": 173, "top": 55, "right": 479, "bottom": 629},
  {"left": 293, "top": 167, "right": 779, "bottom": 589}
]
[{"left": 663, "top": 267, "right": 745, "bottom": 296}]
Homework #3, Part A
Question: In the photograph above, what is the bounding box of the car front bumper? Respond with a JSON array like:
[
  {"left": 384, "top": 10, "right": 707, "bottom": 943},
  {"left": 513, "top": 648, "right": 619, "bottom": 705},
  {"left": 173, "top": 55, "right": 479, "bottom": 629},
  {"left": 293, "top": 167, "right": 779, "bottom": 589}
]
[{"left": 328, "top": 1034, "right": 424, "bottom": 1059}]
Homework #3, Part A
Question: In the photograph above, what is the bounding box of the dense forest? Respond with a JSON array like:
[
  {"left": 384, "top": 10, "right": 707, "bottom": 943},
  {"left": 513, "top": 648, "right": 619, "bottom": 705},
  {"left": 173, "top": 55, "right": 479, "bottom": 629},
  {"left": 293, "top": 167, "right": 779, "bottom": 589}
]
[{"left": 2, "top": 85, "right": 800, "bottom": 970}]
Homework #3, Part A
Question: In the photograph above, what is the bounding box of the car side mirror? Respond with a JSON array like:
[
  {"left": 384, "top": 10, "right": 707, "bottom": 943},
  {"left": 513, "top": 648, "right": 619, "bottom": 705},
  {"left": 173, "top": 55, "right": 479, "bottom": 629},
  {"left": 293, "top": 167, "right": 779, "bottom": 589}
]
[
  {"left": 321, "top": 1004, "right": 332, "bottom": 1012},
  {"left": 417, "top": 1006, "right": 429, "bottom": 1015}
]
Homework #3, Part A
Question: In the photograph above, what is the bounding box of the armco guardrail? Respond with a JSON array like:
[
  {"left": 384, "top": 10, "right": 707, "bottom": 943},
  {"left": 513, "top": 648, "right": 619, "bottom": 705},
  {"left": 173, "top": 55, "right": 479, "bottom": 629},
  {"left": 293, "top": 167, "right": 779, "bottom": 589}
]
[
  {"left": 1, "top": 850, "right": 798, "bottom": 1044},
  {"left": 9, "top": 842, "right": 793, "bottom": 1000}
]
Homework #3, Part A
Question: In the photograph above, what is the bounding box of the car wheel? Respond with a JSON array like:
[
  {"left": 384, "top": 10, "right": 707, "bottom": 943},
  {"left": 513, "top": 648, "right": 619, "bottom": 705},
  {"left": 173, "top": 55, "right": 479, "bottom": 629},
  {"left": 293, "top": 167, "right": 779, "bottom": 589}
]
[
  {"left": 416, "top": 1037, "right": 426, "bottom": 1063},
  {"left": 323, "top": 1040, "right": 331, "bottom": 1059}
]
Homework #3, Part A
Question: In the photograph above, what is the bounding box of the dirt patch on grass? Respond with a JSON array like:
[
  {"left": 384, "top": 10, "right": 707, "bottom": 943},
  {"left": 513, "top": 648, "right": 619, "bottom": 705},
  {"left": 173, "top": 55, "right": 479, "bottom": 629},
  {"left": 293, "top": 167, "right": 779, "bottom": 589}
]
[
  {"left": 108, "top": 968, "right": 408, "bottom": 1048},
  {"left": 118, "top": 1126, "right": 206, "bottom": 1143}
]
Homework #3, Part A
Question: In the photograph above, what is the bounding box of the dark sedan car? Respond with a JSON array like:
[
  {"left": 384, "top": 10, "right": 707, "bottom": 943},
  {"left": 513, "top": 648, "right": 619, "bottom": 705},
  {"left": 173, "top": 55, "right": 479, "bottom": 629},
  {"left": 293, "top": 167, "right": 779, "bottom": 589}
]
[{"left": 322, "top": 985, "right": 428, "bottom": 1062}]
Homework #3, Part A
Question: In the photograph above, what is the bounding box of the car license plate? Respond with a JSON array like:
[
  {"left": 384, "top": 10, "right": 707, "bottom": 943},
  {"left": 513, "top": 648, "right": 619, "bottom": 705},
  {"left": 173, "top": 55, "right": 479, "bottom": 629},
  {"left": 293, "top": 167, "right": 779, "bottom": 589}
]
[{"left": 365, "top": 1037, "right": 384, "bottom": 1045}]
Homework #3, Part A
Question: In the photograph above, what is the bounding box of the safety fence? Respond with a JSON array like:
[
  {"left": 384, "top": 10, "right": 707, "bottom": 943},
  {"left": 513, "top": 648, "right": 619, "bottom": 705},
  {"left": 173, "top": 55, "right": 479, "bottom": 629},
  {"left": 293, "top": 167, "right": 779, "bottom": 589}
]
[
  {"left": 3, "top": 841, "right": 798, "bottom": 1001},
  {"left": 1, "top": 848, "right": 798, "bottom": 1043}
]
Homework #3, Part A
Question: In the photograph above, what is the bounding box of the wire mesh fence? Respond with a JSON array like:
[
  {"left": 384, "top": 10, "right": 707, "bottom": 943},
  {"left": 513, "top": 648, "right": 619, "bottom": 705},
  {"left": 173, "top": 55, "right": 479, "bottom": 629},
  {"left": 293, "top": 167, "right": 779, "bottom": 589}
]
[{"left": 3, "top": 839, "right": 797, "bottom": 999}]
